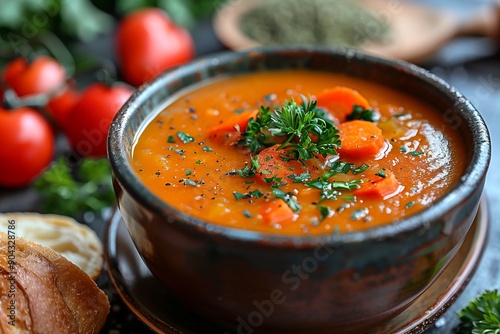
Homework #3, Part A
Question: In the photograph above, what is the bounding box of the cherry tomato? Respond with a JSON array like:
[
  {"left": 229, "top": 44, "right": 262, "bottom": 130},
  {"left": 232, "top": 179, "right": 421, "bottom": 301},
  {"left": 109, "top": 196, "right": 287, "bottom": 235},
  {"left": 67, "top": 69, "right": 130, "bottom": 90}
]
[
  {"left": 0, "top": 107, "right": 55, "bottom": 188},
  {"left": 2, "top": 56, "right": 66, "bottom": 97},
  {"left": 116, "top": 8, "right": 195, "bottom": 87},
  {"left": 46, "top": 87, "right": 80, "bottom": 130},
  {"left": 65, "top": 83, "right": 134, "bottom": 157}
]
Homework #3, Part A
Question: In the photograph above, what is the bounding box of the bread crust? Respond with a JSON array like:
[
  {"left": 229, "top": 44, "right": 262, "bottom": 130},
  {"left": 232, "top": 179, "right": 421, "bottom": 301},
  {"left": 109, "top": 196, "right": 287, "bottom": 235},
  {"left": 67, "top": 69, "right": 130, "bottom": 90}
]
[
  {"left": 0, "top": 213, "right": 103, "bottom": 280},
  {"left": 0, "top": 233, "right": 109, "bottom": 334}
]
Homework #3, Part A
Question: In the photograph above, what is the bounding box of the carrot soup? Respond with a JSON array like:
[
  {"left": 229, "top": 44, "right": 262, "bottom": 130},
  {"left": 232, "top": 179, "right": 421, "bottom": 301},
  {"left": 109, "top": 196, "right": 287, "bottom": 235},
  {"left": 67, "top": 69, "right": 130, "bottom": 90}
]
[{"left": 132, "top": 70, "right": 466, "bottom": 235}]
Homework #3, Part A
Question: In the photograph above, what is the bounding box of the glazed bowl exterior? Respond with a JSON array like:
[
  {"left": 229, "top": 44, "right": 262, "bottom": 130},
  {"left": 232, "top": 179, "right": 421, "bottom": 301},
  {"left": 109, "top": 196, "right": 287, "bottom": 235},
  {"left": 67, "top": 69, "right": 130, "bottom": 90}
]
[{"left": 108, "top": 47, "right": 490, "bottom": 333}]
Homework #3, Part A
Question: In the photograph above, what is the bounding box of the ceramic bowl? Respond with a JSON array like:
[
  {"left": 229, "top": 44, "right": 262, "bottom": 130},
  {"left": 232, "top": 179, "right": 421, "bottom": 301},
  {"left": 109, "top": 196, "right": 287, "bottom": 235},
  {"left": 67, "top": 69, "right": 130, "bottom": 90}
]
[{"left": 108, "top": 47, "right": 490, "bottom": 333}]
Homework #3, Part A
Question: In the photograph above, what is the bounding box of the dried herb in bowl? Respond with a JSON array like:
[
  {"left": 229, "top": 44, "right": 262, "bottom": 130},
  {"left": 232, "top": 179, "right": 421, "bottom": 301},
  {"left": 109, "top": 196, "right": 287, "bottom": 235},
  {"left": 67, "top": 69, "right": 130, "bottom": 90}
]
[{"left": 239, "top": 0, "right": 391, "bottom": 47}]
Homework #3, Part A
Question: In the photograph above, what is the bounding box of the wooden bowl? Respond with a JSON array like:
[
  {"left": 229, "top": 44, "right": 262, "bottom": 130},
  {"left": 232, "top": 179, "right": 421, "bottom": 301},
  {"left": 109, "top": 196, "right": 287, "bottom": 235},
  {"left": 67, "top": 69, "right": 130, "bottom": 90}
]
[{"left": 108, "top": 47, "right": 490, "bottom": 333}]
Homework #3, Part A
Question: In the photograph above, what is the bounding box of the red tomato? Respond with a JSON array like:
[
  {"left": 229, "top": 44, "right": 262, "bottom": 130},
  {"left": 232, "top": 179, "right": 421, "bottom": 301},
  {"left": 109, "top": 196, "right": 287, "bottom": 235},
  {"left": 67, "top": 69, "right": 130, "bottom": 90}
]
[
  {"left": 116, "top": 8, "right": 195, "bottom": 87},
  {"left": 65, "top": 83, "right": 134, "bottom": 157},
  {"left": 2, "top": 56, "right": 66, "bottom": 97},
  {"left": 0, "top": 107, "right": 55, "bottom": 188},
  {"left": 46, "top": 87, "right": 80, "bottom": 130}
]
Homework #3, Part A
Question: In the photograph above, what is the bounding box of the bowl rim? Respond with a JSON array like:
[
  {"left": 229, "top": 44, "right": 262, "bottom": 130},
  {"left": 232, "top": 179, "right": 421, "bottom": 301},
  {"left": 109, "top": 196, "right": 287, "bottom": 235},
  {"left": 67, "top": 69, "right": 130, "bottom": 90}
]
[{"left": 108, "top": 46, "right": 491, "bottom": 247}]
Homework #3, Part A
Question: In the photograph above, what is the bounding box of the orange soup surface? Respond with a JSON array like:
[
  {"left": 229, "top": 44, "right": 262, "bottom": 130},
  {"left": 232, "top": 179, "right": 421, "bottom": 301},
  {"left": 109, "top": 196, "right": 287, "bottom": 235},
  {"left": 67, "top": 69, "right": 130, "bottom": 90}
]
[{"left": 132, "top": 71, "right": 466, "bottom": 235}]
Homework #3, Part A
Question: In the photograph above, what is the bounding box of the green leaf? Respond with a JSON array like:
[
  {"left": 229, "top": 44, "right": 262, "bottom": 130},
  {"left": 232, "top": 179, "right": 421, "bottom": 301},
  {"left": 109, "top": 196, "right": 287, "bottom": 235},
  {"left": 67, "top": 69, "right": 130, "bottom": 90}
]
[
  {"left": 317, "top": 205, "right": 332, "bottom": 222},
  {"left": 346, "top": 105, "right": 380, "bottom": 122},
  {"left": 458, "top": 290, "right": 500, "bottom": 334},
  {"left": 238, "top": 165, "right": 255, "bottom": 178},
  {"left": 34, "top": 157, "right": 115, "bottom": 217},
  {"left": 116, "top": 0, "right": 154, "bottom": 14},
  {"left": 410, "top": 151, "right": 424, "bottom": 156},
  {"left": 250, "top": 189, "right": 264, "bottom": 198},
  {"left": 158, "top": 0, "right": 196, "bottom": 28},
  {"left": 233, "top": 191, "right": 244, "bottom": 200},
  {"left": 202, "top": 146, "right": 213, "bottom": 152},
  {"left": 177, "top": 131, "right": 195, "bottom": 143},
  {"left": 352, "top": 163, "right": 369, "bottom": 174},
  {"left": 243, "top": 210, "right": 253, "bottom": 218},
  {"left": 405, "top": 201, "right": 415, "bottom": 209},
  {"left": 272, "top": 189, "right": 301, "bottom": 212},
  {"left": 184, "top": 179, "right": 197, "bottom": 186},
  {"left": 60, "top": 0, "right": 114, "bottom": 41}
]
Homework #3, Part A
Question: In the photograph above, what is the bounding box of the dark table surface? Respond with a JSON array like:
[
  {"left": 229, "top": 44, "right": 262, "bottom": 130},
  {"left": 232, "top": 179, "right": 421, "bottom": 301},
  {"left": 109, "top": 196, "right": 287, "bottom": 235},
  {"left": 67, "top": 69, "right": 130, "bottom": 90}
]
[{"left": 1, "top": 0, "right": 499, "bottom": 333}]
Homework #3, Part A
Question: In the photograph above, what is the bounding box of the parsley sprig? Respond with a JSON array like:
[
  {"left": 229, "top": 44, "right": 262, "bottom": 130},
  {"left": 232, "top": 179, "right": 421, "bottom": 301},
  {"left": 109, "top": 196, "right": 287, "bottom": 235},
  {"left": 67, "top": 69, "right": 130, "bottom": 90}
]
[
  {"left": 236, "top": 97, "right": 340, "bottom": 160},
  {"left": 236, "top": 106, "right": 272, "bottom": 153},
  {"left": 34, "top": 157, "right": 115, "bottom": 217},
  {"left": 458, "top": 290, "right": 500, "bottom": 333},
  {"left": 269, "top": 98, "right": 340, "bottom": 160}
]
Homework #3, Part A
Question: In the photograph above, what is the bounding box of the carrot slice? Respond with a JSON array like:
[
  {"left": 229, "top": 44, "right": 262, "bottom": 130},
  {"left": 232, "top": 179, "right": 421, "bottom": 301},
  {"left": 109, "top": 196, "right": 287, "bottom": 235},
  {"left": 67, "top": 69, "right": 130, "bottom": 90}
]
[
  {"left": 316, "top": 87, "right": 370, "bottom": 122},
  {"left": 337, "top": 120, "right": 385, "bottom": 159},
  {"left": 354, "top": 170, "right": 400, "bottom": 199},
  {"left": 208, "top": 109, "right": 259, "bottom": 138},
  {"left": 260, "top": 199, "right": 295, "bottom": 225},
  {"left": 254, "top": 145, "right": 307, "bottom": 184}
]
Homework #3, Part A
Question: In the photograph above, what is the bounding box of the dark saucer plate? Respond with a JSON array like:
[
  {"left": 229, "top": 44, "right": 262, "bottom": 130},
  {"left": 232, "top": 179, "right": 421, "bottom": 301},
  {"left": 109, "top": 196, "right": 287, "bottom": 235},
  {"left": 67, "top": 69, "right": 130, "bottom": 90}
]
[{"left": 104, "top": 199, "right": 488, "bottom": 334}]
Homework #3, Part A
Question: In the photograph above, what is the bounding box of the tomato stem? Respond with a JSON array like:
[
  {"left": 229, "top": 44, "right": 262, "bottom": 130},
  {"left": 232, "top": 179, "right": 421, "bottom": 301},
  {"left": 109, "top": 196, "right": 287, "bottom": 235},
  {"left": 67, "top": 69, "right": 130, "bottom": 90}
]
[
  {"left": 95, "top": 58, "right": 117, "bottom": 88},
  {"left": 2, "top": 89, "right": 48, "bottom": 110}
]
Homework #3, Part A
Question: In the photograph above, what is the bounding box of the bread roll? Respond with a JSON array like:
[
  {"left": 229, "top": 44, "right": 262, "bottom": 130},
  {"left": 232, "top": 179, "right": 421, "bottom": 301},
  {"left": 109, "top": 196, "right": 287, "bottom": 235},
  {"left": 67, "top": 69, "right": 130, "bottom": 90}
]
[
  {"left": 0, "top": 232, "right": 109, "bottom": 334},
  {"left": 0, "top": 213, "right": 103, "bottom": 280}
]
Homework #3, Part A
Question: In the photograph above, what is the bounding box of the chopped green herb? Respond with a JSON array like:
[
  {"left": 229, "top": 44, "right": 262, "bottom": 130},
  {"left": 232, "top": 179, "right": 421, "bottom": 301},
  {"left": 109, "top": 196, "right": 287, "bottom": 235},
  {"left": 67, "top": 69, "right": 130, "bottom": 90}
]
[
  {"left": 405, "top": 201, "right": 415, "bottom": 209},
  {"left": 341, "top": 195, "right": 356, "bottom": 202},
  {"left": 233, "top": 192, "right": 245, "bottom": 200},
  {"left": 184, "top": 179, "right": 197, "bottom": 187},
  {"left": 202, "top": 146, "right": 213, "bottom": 152},
  {"left": 238, "top": 165, "right": 256, "bottom": 178},
  {"left": 337, "top": 203, "right": 349, "bottom": 213},
  {"left": 195, "top": 159, "right": 202, "bottom": 165},
  {"left": 177, "top": 131, "right": 195, "bottom": 143},
  {"left": 236, "top": 106, "right": 272, "bottom": 153},
  {"left": 350, "top": 208, "right": 369, "bottom": 220},
  {"left": 375, "top": 169, "right": 387, "bottom": 178},
  {"left": 251, "top": 155, "right": 261, "bottom": 170},
  {"left": 264, "top": 176, "right": 282, "bottom": 184},
  {"left": 250, "top": 189, "right": 264, "bottom": 198},
  {"left": 346, "top": 105, "right": 380, "bottom": 122},
  {"left": 352, "top": 163, "right": 369, "bottom": 174},
  {"left": 410, "top": 151, "right": 424, "bottom": 156},
  {"left": 293, "top": 172, "right": 311, "bottom": 183},
  {"left": 185, "top": 169, "right": 192, "bottom": 176},
  {"left": 325, "top": 161, "right": 353, "bottom": 178},
  {"left": 167, "top": 135, "right": 176, "bottom": 143},
  {"left": 243, "top": 210, "right": 254, "bottom": 218},
  {"left": 317, "top": 205, "right": 332, "bottom": 222},
  {"left": 174, "top": 149, "right": 185, "bottom": 156},
  {"left": 330, "top": 180, "right": 362, "bottom": 191},
  {"left": 272, "top": 189, "right": 301, "bottom": 212},
  {"left": 400, "top": 146, "right": 407, "bottom": 153}
]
